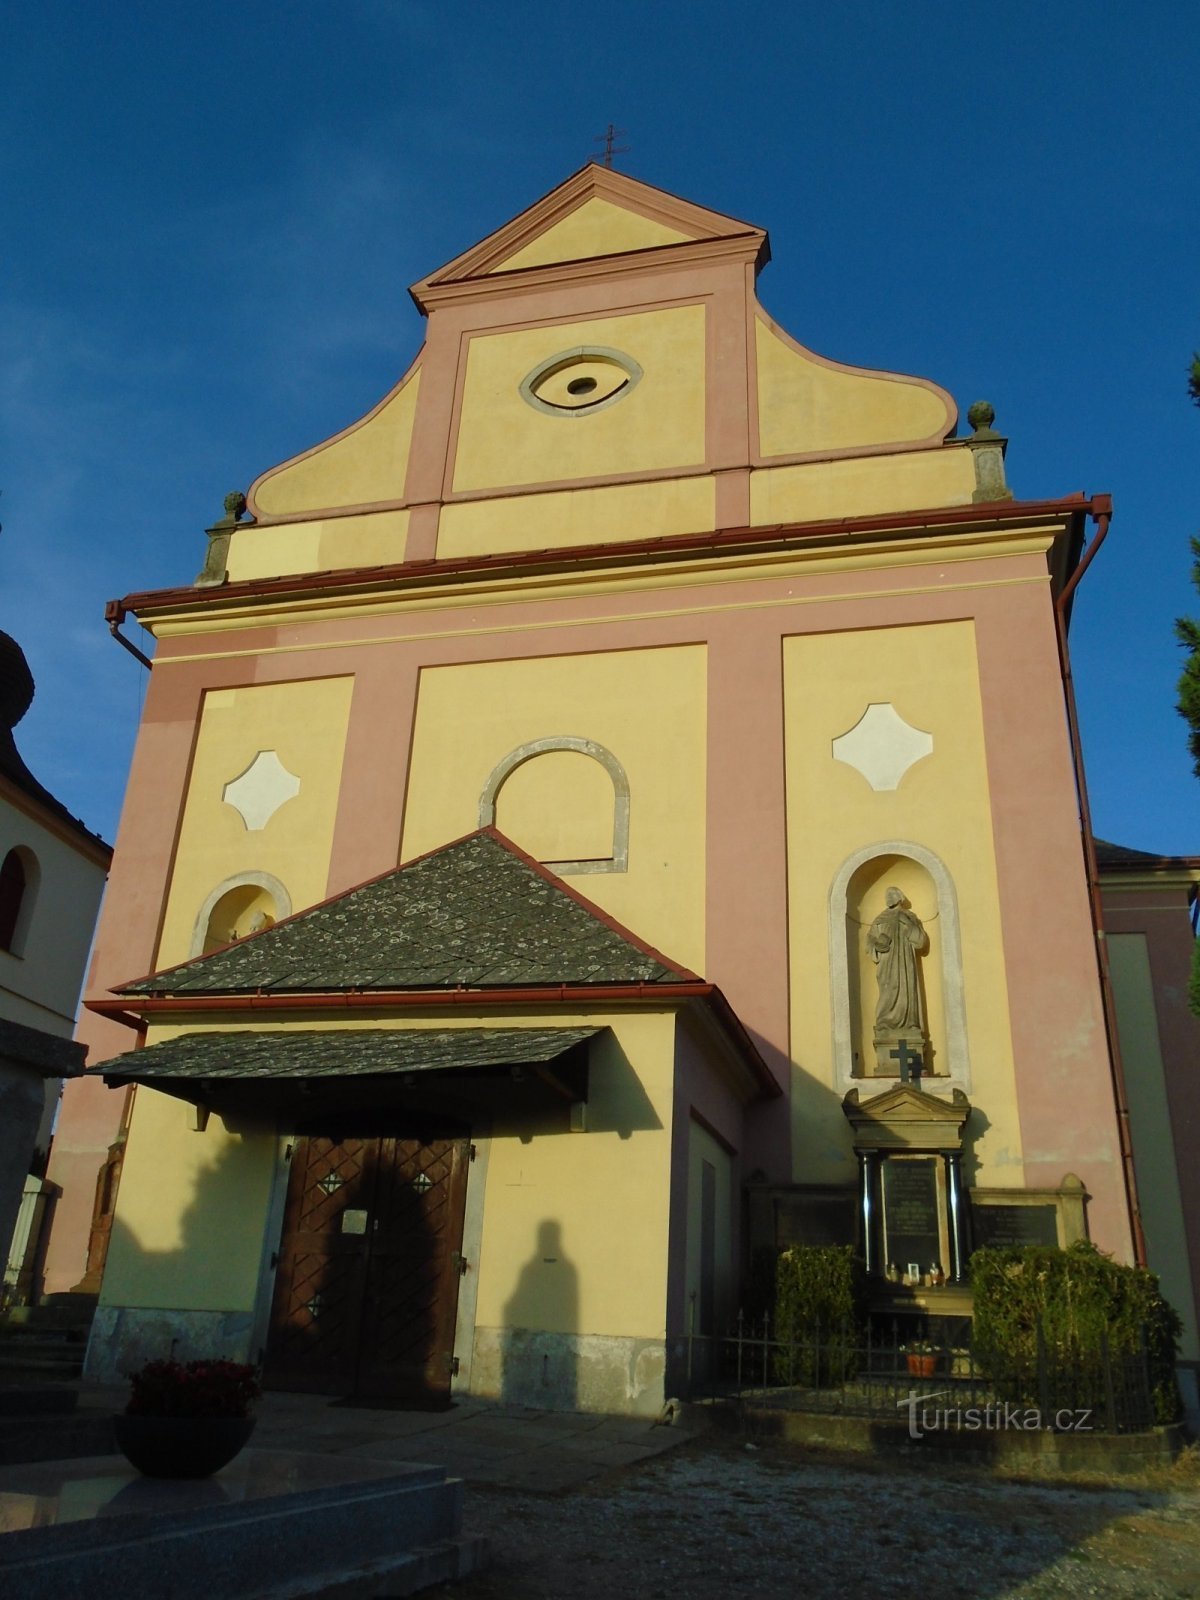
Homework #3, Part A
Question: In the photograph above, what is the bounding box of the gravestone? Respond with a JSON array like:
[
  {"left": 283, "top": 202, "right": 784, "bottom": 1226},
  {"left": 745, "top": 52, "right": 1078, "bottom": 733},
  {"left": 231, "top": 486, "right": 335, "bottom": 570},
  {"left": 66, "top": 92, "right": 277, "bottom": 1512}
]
[
  {"left": 882, "top": 1158, "right": 941, "bottom": 1276},
  {"left": 971, "top": 1203, "right": 1058, "bottom": 1250}
]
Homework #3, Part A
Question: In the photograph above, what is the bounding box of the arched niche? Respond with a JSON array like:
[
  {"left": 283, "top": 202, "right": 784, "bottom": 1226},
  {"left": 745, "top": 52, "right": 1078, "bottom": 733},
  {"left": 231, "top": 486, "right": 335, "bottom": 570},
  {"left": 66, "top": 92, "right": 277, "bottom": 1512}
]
[
  {"left": 478, "top": 736, "right": 629, "bottom": 874},
  {"left": 190, "top": 871, "right": 292, "bottom": 957},
  {"left": 829, "top": 842, "right": 970, "bottom": 1095},
  {"left": 0, "top": 845, "right": 40, "bottom": 956}
]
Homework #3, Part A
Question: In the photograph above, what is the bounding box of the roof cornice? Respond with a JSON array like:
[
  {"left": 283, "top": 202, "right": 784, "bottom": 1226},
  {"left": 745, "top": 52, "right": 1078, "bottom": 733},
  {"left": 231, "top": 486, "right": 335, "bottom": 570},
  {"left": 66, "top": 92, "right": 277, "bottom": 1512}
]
[
  {"left": 0, "top": 769, "right": 112, "bottom": 863},
  {"left": 111, "top": 495, "right": 1097, "bottom": 628},
  {"left": 412, "top": 232, "right": 769, "bottom": 312}
]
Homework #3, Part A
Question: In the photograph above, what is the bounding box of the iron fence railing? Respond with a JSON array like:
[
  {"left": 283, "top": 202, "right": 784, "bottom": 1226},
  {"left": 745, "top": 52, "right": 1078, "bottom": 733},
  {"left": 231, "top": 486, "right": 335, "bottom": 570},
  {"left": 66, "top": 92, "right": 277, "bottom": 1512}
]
[{"left": 675, "top": 1311, "right": 1156, "bottom": 1434}]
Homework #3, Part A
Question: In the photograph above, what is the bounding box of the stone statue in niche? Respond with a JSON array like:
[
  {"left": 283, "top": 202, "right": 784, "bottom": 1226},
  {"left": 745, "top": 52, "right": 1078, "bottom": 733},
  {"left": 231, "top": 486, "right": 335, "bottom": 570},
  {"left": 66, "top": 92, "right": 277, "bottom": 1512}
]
[{"left": 867, "top": 886, "right": 929, "bottom": 1075}]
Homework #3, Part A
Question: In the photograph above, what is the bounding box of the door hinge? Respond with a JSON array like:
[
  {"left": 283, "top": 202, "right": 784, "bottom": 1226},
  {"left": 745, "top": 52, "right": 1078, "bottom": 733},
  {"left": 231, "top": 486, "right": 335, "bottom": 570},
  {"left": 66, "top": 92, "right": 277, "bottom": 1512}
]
[
  {"left": 451, "top": 1251, "right": 469, "bottom": 1276},
  {"left": 269, "top": 1251, "right": 279, "bottom": 1270},
  {"left": 469, "top": 1143, "right": 477, "bottom": 1162},
  {"left": 284, "top": 1143, "right": 294, "bottom": 1163},
  {"left": 445, "top": 1353, "right": 460, "bottom": 1376}
]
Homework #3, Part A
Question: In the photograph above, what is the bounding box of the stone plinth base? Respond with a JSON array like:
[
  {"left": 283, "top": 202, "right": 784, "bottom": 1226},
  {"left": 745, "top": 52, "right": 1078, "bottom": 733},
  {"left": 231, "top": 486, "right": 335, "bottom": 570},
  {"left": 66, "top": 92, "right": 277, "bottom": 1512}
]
[
  {"left": 83, "top": 1305, "right": 254, "bottom": 1383},
  {"left": 0, "top": 1449, "right": 486, "bottom": 1598},
  {"left": 873, "top": 1031, "right": 928, "bottom": 1078},
  {"left": 469, "top": 1327, "right": 666, "bottom": 1417}
]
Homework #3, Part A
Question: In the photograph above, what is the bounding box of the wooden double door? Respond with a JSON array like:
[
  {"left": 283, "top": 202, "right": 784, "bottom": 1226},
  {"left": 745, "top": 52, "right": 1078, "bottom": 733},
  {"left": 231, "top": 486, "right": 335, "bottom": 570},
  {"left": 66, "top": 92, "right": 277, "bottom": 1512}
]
[{"left": 264, "top": 1132, "right": 470, "bottom": 1403}]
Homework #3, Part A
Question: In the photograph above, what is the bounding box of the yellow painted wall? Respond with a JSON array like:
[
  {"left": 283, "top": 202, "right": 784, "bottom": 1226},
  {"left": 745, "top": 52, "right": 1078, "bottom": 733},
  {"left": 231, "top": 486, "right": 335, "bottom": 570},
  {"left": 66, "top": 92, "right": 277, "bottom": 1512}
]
[
  {"left": 751, "top": 448, "right": 975, "bottom": 527},
  {"left": 100, "top": 1086, "right": 276, "bottom": 1312},
  {"left": 104, "top": 1008, "right": 678, "bottom": 1339},
  {"left": 451, "top": 307, "right": 706, "bottom": 493},
  {"left": 472, "top": 1012, "right": 677, "bottom": 1339},
  {"left": 402, "top": 646, "right": 707, "bottom": 974},
  {"left": 782, "top": 622, "right": 1022, "bottom": 1185},
  {"left": 755, "top": 317, "right": 952, "bottom": 457},
  {"left": 1107, "top": 933, "right": 1200, "bottom": 1360},
  {"left": 225, "top": 510, "right": 411, "bottom": 583},
  {"left": 489, "top": 198, "right": 692, "bottom": 272},
  {"left": 252, "top": 371, "right": 420, "bottom": 517},
  {"left": 156, "top": 677, "right": 354, "bottom": 969},
  {"left": 437, "top": 475, "right": 714, "bottom": 559}
]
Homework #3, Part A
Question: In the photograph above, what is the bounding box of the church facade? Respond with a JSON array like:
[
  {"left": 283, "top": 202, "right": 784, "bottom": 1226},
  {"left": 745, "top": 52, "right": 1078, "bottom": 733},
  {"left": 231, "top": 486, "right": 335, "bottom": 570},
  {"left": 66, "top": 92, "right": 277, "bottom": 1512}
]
[{"left": 42, "top": 166, "right": 1189, "bottom": 1414}]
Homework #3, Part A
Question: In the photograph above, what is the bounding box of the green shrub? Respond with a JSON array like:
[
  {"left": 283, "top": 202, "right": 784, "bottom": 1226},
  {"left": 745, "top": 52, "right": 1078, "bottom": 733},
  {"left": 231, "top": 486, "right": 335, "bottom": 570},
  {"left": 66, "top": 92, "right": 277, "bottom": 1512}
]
[
  {"left": 970, "top": 1241, "right": 1182, "bottom": 1424},
  {"left": 772, "top": 1245, "right": 866, "bottom": 1387}
]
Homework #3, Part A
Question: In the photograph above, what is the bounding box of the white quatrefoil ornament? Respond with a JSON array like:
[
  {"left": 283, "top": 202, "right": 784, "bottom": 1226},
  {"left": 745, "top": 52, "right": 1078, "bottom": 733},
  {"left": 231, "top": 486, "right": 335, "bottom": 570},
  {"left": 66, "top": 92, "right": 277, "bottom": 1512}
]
[
  {"left": 222, "top": 750, "right": 301, "bottom": 831},
  {"left": 831, "top": 703, "right": 933, "bottom": 792}
]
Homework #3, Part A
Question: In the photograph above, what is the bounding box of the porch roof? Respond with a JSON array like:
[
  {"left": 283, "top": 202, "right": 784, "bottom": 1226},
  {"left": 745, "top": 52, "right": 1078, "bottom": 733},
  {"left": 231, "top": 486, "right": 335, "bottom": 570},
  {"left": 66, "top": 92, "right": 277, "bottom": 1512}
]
[{"left": 100, "top": 1025, "right": 600, "bottom": 1087}]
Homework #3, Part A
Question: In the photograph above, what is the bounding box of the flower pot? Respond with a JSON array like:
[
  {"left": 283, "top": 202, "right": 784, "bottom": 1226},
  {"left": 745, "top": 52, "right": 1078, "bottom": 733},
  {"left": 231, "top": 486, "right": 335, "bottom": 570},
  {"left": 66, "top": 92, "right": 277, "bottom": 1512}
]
[
  {"left": 113, "top": 1413, "right": 256, "bottom": 1479},
  {"left": 905, "top": 1354, "right": 937, "bottom": 1379}
]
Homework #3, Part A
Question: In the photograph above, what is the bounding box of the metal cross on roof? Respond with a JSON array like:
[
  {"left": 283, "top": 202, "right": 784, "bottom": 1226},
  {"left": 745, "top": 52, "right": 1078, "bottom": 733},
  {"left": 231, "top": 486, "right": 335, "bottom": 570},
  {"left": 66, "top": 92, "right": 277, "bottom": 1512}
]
[{"left": 593, "top": 123, "right": 629, "bottom": 169}]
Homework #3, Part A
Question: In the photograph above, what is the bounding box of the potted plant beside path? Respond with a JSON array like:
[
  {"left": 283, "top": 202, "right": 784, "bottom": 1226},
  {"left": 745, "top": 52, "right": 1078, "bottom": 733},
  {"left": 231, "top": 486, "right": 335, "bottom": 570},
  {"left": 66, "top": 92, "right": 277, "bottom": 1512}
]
[
  {"left": 113, "top": 1358, "right": 262, "bottom": 1478},
  {"left": 903, "top": 1339, "right": 938, "bottom": 1380}
]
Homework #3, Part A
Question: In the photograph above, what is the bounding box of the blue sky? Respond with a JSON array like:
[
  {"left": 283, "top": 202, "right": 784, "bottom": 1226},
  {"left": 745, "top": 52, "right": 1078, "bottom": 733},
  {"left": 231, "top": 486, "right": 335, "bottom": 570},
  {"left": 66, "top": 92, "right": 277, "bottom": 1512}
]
[{"left": 3, "top": 2, "right": 1198, "bottom": 853}]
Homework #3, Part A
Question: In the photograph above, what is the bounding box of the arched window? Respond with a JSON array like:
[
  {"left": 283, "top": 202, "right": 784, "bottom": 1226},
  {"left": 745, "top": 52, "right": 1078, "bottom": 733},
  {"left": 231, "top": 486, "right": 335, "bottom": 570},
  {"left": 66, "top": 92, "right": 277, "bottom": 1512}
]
[
  {"left": 189, "top": 872, "right": 291, "bottom": 957},
  {"left": 0, "top": 847, "right": 38, "bottom": 954},
  {"left": 0, "top": 850, "right": 24, "bottom": 950},
  {"left": 478, "top": 736, "right": 630, "bottom": 874}
]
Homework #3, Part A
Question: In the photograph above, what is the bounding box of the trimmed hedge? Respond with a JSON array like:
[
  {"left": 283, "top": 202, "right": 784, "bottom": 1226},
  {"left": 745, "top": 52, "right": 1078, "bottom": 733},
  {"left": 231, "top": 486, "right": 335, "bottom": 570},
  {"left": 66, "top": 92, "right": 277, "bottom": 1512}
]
[
  {"left": 970, "top": 1240, "right": 1182, "bottom": 1423},
  {"left": 772, "top": 1244, "right": 867, "bottom": 1387}
]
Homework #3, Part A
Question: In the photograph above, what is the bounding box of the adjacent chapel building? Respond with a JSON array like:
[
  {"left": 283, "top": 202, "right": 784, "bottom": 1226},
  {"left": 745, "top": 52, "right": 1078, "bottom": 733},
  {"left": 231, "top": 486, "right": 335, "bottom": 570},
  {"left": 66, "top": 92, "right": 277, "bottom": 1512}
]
[{"left": 41, "top": 167, "right": 1200, "bottom": 1415}]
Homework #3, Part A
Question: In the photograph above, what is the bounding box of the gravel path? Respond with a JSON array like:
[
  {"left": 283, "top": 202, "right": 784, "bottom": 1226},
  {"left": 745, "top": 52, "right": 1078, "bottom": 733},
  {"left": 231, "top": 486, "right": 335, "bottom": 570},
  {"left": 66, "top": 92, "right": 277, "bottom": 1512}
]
[{"left": 431, "top": 1436, "right": 1200, "bottom": 1599}]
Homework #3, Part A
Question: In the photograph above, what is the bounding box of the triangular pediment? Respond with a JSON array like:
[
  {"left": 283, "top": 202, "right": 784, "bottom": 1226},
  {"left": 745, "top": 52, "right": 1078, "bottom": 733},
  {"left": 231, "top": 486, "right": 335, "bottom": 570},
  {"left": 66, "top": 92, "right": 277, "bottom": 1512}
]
[
  {"left": 487, "top": 196, "right": 694, "bottom": 273},
  {"left": 842, "top": 1084, "right": 971, "bottom": 1150},
  {"left": 411, "top": 165, "right": 768, "bottom": 307},
  {"left": 117, "top": 829, "right": 698, "bottom": 998}
]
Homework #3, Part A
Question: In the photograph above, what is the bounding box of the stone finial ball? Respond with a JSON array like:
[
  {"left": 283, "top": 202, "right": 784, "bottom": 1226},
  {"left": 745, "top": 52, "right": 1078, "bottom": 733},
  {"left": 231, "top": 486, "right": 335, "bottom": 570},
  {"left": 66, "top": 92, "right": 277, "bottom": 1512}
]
[
  {"left": 967, "top": 401, "right": 996, "bottom": 432},
  {"left": 223, "top": 491, "right": 248, "bottom": 521},
  {"left": 0, "top": 631, "right": 35, "bottom": 732}
]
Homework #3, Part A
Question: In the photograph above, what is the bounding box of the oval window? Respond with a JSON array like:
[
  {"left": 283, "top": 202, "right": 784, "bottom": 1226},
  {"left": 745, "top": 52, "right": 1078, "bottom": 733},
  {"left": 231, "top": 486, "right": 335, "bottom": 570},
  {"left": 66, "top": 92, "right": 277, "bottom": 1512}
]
[{"left": 519, "top": 346, "right": 643, "bottom": 416}]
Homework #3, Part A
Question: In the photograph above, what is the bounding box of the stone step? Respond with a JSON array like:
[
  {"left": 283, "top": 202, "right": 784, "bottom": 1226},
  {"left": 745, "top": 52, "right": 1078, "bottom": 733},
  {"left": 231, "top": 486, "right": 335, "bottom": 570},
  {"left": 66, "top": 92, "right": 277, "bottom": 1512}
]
[
  {"left": 0, "top": 1326, "right": 87, "bottom": 1345},
  {"left": 0, "top": 1349, "right": 84, "bottom": 1378},
  {"left": 0, "top": 1408, "right": 113, "bottom": 1466},
  {"left": 0, "top": 1300, "right": 96, "bottom": 1335},
  {"left": 0, "top": 1385, "right": 80, "bottom": 1419}
]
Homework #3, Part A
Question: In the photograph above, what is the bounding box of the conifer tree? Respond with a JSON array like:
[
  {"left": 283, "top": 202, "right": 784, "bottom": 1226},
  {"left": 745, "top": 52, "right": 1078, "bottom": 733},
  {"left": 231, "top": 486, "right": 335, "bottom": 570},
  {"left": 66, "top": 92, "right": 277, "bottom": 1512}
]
[{"left": 1177, "top": 353, "right": 1200, "bottom": 1010}]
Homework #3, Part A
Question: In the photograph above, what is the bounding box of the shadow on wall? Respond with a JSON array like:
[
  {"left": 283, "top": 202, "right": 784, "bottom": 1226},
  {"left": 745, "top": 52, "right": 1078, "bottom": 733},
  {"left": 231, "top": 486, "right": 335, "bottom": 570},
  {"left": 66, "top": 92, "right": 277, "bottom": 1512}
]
[
  {"left": 489, "top": 1033, "right": 662, "bottom": 1148},
  {"left": 90, "top": 1113, "right": 468, "bottom": 1411},
  {"left": 86, "top": 1126, "right": 271, "bottom": 1385},
  {"left": 500, "top": 1219, "right": 579, "bottom": 1409}
]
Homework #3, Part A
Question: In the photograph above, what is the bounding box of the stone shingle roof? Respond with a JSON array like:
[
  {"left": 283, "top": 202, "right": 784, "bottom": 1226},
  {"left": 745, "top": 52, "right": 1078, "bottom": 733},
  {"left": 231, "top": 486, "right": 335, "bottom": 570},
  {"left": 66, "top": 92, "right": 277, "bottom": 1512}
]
[
  {"left": 100, "top": 1026, "right": 601, "bottom": 1084},
  {"left": 120, "top": 830, "right": 695, "bottom": 997}
]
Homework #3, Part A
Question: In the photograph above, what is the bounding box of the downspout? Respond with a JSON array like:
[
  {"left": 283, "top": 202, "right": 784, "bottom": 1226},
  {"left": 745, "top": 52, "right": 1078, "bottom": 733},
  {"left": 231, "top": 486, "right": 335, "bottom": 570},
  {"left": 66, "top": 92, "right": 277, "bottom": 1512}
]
[
  {"left": 105, "top": 600, "right": 152, "bottom": 670},
  {"left": 1054, "top": 497, "right": 1148, "bottom": 1266}
]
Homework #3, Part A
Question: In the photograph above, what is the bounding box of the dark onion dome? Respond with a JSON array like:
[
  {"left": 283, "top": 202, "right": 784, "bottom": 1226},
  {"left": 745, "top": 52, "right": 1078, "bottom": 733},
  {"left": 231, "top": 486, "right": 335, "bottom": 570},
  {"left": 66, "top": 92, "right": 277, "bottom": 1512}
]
[
  {"left": 0, "top": 629, "right": 110, "bottom": 852},
  {"left": 0, "top": 631, "right": 35, "bottom": 733}
]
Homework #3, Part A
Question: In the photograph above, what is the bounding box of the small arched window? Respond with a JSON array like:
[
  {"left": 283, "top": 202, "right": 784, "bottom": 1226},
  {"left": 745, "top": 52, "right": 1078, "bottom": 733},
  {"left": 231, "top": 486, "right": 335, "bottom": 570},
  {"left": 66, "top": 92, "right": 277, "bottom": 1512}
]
[
  {"left": 0, "top": 847, "right": 35, "bottom": 954},
  {"left": 478, "top": 736, "right": 630, "bottom": 874},
  {"left": 189, "top": 872, "right": 292, "bottom": 958}
]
